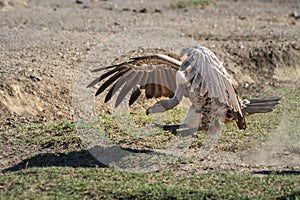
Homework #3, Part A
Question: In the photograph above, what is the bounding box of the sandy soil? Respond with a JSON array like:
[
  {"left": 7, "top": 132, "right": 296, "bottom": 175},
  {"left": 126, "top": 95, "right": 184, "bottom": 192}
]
[{"left": 0, "top": 0, "right": 300, "bottom": 172}]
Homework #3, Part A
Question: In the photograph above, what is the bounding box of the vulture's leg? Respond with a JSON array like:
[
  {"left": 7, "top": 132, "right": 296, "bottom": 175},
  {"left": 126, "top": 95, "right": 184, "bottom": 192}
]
[
  {"left": 146, "top": 83, "right": 185, "bottom": 115},
  {"left": 153, "top": 105, "right": 203, "bottom": 136},
  {"left": 198, "top": 101, "right": 227, "bottom": 159},
  {"left": 147, "top": 75, "right": 194, "bottom": 134},
  {"left": 175, "top": 126, "right": 203, "bottom": 137},
  {"left": 183, "top": 105, "right": 202, "bottom": 128},
  {"left": 174, "top": 105, "right": 203, "bottom": 136},
  {"left": 153, "top": 123, "right": 201, "bottom": 136},
  {"left": 153, "top": 122, "right": 187, "bottom": 133}
]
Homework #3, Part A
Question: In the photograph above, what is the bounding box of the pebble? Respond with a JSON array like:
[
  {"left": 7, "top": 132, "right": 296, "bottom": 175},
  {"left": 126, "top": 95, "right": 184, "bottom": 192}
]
[
  {"left": 75, "top": 0, "right": 83, "bottom": 4},
  {"left": 290, "top": 11, "right": 299, "bottom": 19}
]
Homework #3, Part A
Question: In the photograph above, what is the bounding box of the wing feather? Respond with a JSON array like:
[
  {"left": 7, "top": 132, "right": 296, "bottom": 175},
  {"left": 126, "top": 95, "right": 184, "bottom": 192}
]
[
  {"left": 87, "top": 66, "right": 126, "bottom": 88},
  {"left": 129, "top": 87, "right": 142, "bottom": 106},
  {"left": 115, "top": 70, "right": 143, "bottom": 107},
  {"left": 181, "top": 46, "right": 245, "bottom": 129},
  {"left": 145, "top": 68, "right": 155, "bottom": 98},
  {"left": 159, "top": 68, "right": 174, "bottom": 97},
  {"left": 104, "top": 70, "right": 137, "bottom": 103},
  {"left": 90, "top": 54, "right": 180, "bottom": 107},
  {"left": 164, "top": 68, "right": 177, "bottom": 96},
  {"left": 95, "top": 68, "right": 130, "bottom": 96}
]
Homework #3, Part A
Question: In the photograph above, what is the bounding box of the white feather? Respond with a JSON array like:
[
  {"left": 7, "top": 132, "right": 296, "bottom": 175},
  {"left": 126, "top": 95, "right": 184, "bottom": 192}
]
[{"left": 176, "top": 70, "right": 188, "bottom": 85}]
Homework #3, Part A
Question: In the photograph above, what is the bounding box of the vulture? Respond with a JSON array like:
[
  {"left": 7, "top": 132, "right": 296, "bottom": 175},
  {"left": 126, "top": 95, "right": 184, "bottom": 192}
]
[{"left": 88, "top": 46, "right": 280, "bottom": 134}]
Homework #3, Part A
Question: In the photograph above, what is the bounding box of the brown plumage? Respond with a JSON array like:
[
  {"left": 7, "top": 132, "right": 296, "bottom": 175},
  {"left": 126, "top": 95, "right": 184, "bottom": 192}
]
[{"left": 88, "top": 46, "right": 280, "bottom": 134}]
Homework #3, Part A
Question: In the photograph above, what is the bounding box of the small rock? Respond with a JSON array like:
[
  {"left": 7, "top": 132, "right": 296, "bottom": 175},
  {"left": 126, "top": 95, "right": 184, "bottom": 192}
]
[
  {"left": 238, "top": 15, "right": 247, "bottom": 20},
  {"left": 290, "top": 11, "right": 300, "bottom": 19},
  {"left": 139, "top": 8, "right": 147, "bottom": 13},
  {"left": 29, "top": 75, "right": 42, "bottom": 82},
  {"left": 154, "top": 8, "right": 161, "bottom": 13},
  {"left": 122, "top": 7, "right": 130, "bottom": 12}
]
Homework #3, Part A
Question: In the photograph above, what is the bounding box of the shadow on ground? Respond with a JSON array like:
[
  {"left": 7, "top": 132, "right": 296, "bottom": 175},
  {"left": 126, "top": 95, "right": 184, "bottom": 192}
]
[
  {"left": 253, "top": 170, "right": 300, "bottom": 176},
  {"left": 2, "top": 145, "right": 165, "bottom": 173},
  {"left": 3, "top": 144, "right": 300, "bottom": 176},
  {"left": 2, "top": 149, "right": 108, "bottom": 173}
]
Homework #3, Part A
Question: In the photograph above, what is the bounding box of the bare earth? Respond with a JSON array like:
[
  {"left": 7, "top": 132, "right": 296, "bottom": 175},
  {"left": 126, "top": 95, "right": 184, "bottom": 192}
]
[{"left": 0, "top": 0, "right": 300, "bottom": 173}]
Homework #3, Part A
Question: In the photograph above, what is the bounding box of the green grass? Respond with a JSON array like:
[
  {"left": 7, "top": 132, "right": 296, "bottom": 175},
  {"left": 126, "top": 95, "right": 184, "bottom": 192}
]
[
  {"left": 213, "top": 86, "right": 300, "bottom": 152},
  {"left": 1, "top": 86, "right": 299, "bottom": 199},
  {"left": 1, "top": 167, "right": 299, "bottom": 199},
  {"left": 171, "top": 0, "right": 213, "bottom": 9},
  {"left": 1, "top": 120, "right": 81, "bottom": 149},
  {"left": 96, "top": 108, "right": 188, "bottom": 149}
]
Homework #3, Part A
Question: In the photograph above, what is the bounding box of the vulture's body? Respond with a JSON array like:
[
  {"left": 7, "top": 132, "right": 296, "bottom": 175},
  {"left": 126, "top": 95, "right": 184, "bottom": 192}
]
[{"left": 88, "top": 46, "right": 280, "bottom": 134}]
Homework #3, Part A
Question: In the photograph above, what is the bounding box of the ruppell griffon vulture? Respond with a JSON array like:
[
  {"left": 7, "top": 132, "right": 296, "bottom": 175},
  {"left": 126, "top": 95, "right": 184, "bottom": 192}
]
[{"left": 88, "top": 46, "right": 280, "bottom": 134}]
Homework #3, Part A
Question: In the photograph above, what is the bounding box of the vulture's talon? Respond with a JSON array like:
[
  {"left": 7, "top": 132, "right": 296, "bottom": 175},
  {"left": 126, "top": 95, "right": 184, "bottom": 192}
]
[{"left": 152, "top": 122, "right": 185, "bottom": 131}]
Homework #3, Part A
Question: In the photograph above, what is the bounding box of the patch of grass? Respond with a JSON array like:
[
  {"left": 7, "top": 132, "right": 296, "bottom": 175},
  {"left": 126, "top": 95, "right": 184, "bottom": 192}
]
[
  {"left": 1, "top": 120, "right": 81, "bottom": 149},
  {"left": 171, "top": 0, "right": 213, "bottom": 9},
  {"left": 215, "top": 86, "right": 300, "bottom": 151},
  {"left": 0, "top": 167, "right": 299, "bottom": 199},
  {"left": 97, "top": 110, "right": 180, "bottom": 149}
]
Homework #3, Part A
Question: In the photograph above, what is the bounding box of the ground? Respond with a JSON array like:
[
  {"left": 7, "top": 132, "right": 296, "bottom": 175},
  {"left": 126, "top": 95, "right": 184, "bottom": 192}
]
[{"left": 0, "top": 0, "right": 300, "bottom": 176}]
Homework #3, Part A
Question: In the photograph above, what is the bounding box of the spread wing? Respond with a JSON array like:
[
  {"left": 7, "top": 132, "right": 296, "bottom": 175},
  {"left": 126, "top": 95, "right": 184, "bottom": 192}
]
[
  {"left": 87, "top": 54, "right": 181, "bottom": 107},
  {"left": 180, "top": 46, "right": 246, "bottom": 129}
]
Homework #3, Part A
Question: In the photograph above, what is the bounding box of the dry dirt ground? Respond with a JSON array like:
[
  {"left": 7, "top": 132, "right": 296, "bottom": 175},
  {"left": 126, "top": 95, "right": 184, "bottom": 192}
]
[{"left": 0, "top": 0, "right": 300, "bottom": 172}]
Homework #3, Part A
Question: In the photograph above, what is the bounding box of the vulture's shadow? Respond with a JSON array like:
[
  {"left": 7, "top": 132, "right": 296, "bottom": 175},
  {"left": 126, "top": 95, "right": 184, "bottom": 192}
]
[
  {"left": 2, "top": 148, "right": 107, "bottom": 173},
  {"left": 2, "top": 145, "right": 161, "bottom": 173},
  {"left": 3, "top": 145, "right": 300, "bottom": 177}
]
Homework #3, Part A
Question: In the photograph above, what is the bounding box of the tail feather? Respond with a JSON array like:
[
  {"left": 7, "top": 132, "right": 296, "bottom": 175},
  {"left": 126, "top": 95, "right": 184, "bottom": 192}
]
[
  {"left": 241, "top": 97, "right": 280, "bottom": 114},
  {"left": 247, "top": 97, "right": 280, "bottom": 104}
]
